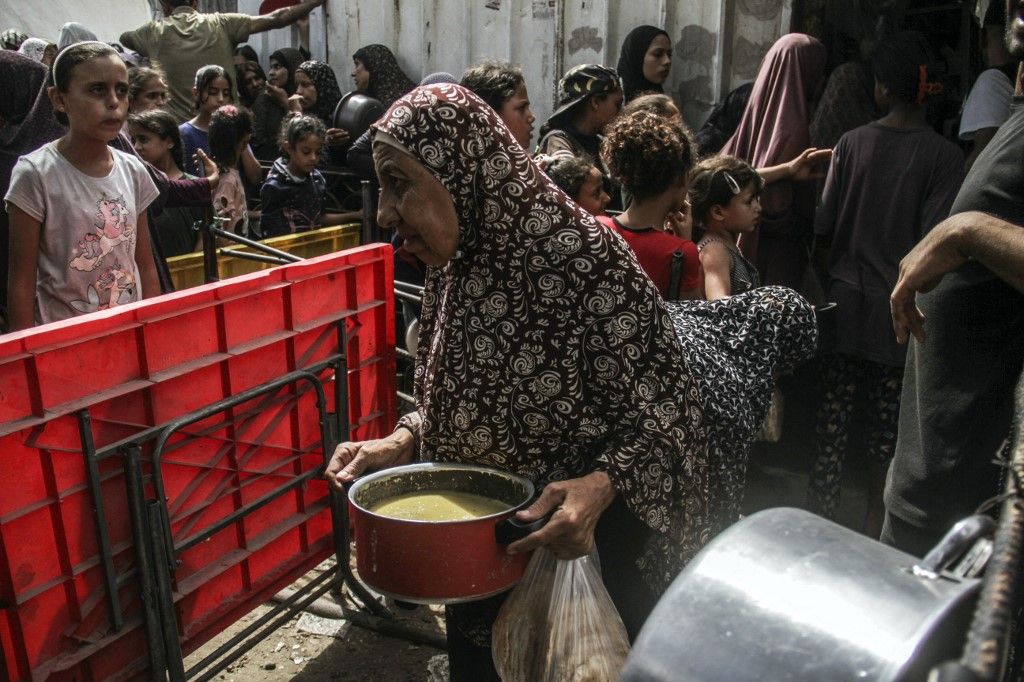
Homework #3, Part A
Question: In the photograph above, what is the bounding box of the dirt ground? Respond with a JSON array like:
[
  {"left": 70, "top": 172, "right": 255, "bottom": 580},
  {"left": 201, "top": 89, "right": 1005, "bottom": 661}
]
[{"left": 184, "top": 561, "right": 449, "bottom": 682}]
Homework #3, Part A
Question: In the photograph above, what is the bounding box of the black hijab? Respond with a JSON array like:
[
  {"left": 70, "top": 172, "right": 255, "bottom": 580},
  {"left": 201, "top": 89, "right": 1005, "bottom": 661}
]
[
  {"left": 269, "top": 47, "right": 305, "bottom": 95},
  {"left": 617, "top": 25, "right": 669, "bottom": 101}
]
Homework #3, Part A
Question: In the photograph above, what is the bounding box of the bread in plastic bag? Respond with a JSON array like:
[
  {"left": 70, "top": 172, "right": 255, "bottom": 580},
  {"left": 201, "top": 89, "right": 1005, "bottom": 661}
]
[{"left": 491, "top": 547, "right": 630, "bottom": 682}]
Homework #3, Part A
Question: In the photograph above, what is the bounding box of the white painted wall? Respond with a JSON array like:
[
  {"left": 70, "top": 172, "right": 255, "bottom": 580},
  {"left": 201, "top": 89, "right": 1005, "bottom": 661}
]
[
  {"left": 0, "top": 1, "right": 154, "bottom": 45},
  {"left": 315, "top": 0, "right": 794, "bottom": 130},
  {"left": 91, "top": 0, "right": 795, "bottom": 132}
]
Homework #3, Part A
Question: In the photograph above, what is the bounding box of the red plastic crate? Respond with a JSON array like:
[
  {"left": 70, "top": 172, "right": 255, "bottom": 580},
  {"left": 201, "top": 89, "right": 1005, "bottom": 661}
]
[{"left": 0, "top": 245, "right": 397, "bottom": 680}]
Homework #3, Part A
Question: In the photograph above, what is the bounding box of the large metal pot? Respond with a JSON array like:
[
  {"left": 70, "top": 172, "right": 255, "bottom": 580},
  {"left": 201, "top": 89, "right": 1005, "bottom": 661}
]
[
  {"left": 348, "top": 462, "right": 542, "bottom": 604},
  {"left": 332, "top": 92, "right": 385, "bottom": 139},
  {"left": 622, "top": 508, "right": 989, "bottom": 681}
]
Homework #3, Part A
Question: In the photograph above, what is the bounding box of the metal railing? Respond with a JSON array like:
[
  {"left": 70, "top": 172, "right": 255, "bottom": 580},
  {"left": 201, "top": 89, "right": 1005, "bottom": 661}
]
[{"left": 196, "top": 180, "right": 384, "bottom": 284}]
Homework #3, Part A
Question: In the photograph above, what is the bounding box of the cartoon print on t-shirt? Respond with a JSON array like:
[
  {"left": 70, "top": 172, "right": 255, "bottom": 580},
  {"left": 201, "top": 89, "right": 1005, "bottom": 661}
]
[
  {"left": 69, "top": 261, "right": 137, "bottom": 313},
  {"left": 69, "top": 195, "right": 136, "bottom": 272}
]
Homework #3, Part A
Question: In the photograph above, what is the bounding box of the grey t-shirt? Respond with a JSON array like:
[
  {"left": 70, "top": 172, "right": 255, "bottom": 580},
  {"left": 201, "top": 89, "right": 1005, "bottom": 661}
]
[
  {"left": 885, "top": 99, "right": 1024, "bottom": 533},
  {"left": 5, "top": 142, "right": 159, "bottom": 325},
  {"left": 815, "top": 122, "right": 963, "bottom": 367}
]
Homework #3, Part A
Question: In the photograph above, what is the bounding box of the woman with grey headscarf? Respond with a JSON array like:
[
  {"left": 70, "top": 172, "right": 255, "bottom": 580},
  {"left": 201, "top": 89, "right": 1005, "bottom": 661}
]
[{"left": 57, "top": 22, "right": 98, "bottom": 50}]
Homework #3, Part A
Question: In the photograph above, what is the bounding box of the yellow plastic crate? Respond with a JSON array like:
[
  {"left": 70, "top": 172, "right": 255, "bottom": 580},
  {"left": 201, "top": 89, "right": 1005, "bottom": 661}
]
[{"left": 167, "top": 223, "right": 362, "bottom": 290}]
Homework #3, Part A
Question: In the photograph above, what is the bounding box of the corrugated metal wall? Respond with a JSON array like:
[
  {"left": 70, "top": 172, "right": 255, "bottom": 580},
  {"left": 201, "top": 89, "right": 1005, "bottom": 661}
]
[{"left": 240, "top": 0, "right": 794, "bottom": 130}]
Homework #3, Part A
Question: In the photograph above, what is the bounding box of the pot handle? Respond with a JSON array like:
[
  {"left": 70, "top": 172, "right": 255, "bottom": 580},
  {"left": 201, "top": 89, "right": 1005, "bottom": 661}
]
[
  {"left": 495, "top": 509, "right": 555, "bottom": 546},
  {"left": 913, "top": 514, "right": 996, "bottom": 579}
]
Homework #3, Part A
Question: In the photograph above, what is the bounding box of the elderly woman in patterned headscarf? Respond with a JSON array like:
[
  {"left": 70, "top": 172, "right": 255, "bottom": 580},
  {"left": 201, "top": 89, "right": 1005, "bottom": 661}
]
[
  {"left": 325, "top": 83, "right": 816, "bottom": 679},
  {"left": 350, "top": 44, "right": 417, "bottom": 108}
]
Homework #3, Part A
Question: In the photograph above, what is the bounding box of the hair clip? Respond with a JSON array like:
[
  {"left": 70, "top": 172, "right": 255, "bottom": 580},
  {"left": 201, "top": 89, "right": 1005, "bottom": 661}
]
[
  {"left": 917, "top": 65, "right": 943, "bottom": 105},
  {"left": 721, "top": 171, "right": 741, "bottom": 195}
]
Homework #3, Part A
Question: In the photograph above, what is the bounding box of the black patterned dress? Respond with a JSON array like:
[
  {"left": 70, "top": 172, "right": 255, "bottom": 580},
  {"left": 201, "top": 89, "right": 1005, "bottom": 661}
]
[
  {"left": 666, "top": 288, "right": 817, "bottom": 535},
  {"left": 372, "top": 85, "right": 816, "bottom": 672}
]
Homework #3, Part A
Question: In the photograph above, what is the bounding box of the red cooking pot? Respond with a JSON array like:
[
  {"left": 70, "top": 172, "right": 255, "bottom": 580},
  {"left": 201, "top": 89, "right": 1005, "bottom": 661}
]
[{"left": 347, "top": 462, "right": 546, "bottom": 603}]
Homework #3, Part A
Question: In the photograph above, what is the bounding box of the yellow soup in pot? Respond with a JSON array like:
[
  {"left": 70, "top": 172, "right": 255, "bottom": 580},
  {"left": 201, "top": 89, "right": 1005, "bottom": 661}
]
[{"left": 369, "top": 490, "right": 512, "bottom": 521}]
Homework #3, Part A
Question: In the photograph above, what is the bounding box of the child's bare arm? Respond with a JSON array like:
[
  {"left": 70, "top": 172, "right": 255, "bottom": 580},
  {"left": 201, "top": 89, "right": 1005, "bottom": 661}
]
[
  {"left": 7, "top": 204, "right": 41, "bottom": 331},
  {"left": 320, "top": 211, "right": 362, "bottom": 226},
  {"left": 240, "top": 146, "right": 264, "bottom": 187},
  {"left": 135, "top": 213, "right": 162, "bottom": 299},
  {"left": 700, "top": 241, "right": 733, "bottom": 301}
]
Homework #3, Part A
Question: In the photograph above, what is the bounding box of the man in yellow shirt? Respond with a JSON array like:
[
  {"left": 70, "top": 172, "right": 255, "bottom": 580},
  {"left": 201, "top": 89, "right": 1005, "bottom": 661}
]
[{"left": 121, "top": 0, "right": 327, "bottom": 121}]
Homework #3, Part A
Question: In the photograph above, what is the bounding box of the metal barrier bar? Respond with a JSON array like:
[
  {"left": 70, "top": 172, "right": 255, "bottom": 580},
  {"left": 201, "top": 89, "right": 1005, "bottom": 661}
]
[
  {"left": 395, "top": 289, "right": 422, "bottom": 304},
  {"left": 393, "top": 280, "right": 425, "bottom": 294},
  {"left": 361, "top": 180, "right": 376, "bottom": 245},
  {"left": 76, "top": 410, "right": 124, "bottom": 632},
  {"left": 124, "top": 444, "right": 167, "bottom": 679},
  {"left": 91, "top": 357, "right": 341, "bottom": 462},
  {"left": 198, "top": 218, "right": 220, "bottom": 284},
  {"left": 148, "top": 370, "right": 329, "bottom": 569},
  {"left": 206, "top": 225, "right": 303, "bottom": 263},
  {"left": 148, "top": 500, "right": 186, "bottom": 681},
  {"left": 217, "top": 249, "right": 294, "bottom": 266},
  {"left": 326, "top": 328, "right": 391, "bottom": 618},
  {"left": 175, "top": 468, "right": 323, "bottom": 554}
]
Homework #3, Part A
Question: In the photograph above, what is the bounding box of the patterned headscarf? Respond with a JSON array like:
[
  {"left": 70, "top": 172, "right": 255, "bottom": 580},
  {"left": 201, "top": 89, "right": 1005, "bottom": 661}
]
[
  {"left": 296, "top": 60, "right": 343, "bottom": 126},
  {"left": 353, "top": 44, "right": 416, "bottom": 108},
  {"left": 616, "top": 25, "right": 670, "bottom": 101},
  {"left": 1, "top": 29, "right": 27, "bottom": 50},
  {"left": 376, "top": 84, "right": 711, "bottom": 592}
]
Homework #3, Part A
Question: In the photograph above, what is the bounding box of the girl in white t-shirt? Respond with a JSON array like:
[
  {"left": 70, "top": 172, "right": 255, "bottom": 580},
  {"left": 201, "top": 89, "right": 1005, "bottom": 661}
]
[{"left": 4, "top": 41, "right": 160, "bottom": 330}]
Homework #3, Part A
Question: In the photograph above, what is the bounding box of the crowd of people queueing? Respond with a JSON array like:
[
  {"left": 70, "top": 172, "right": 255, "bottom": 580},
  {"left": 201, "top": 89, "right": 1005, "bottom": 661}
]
[{"left": 2, "top": 0, "right": 1024, "bottom": 679}]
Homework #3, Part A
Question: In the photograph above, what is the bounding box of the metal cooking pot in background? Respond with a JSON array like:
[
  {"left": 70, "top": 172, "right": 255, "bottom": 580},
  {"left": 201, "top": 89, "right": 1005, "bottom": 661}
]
[
  {"left": 332, "top": 92, "right": 385, "bottom": 140},
  {"left": 348, "top": 463, "right": 546, "bottom": 604},
  {"left": 622, "top": 508, "right": 992, "bottom": 682}
]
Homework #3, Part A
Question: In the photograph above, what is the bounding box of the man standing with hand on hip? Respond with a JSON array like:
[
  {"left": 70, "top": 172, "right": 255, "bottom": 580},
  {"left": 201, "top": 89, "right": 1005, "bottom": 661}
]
[
  {"left": 120, "top": 0, "right": 328, "bottom": 121},
  {"left": 883, "top": 0, "right": 1024, "bottom": 556}
]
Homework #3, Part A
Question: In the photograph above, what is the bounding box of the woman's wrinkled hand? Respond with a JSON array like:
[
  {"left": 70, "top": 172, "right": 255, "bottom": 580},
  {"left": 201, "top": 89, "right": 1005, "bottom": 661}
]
[
  {"left": 287, "top": 93, "right": 305, "bottom": 113},
  {"left": 507, "top": 471, "right": 617, "bottom": 560},
  {"left": 324, "top": 429, "right": 415, "bottom": 491}
]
